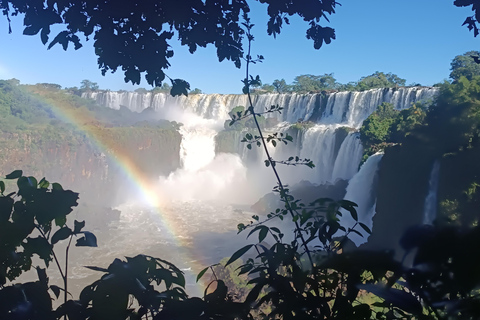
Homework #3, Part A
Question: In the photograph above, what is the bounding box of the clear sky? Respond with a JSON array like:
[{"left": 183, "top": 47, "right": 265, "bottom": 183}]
[{"left": 0, "top": 0, "right": 478, "bottom": 94}]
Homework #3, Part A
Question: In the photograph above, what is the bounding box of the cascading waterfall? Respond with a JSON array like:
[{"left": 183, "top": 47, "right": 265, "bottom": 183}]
[
  {"left": 84, "top": 87, "right": 437, "bottom": 125},
  {"left": 339, "top": 153, "right": 384, "bottom": 246},
  {"left": 85, "top": 87, "right": 438, "bottom": 223},
  {"left": 423, "top": 160, "right": 441, "bottom": 225},
  {"left": 332, "top": 132, "right": 364, "bottom": 181}
]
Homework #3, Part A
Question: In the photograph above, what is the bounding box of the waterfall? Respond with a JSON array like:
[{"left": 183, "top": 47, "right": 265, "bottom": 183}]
[
  {"left": 339, "top": 153, "right": 383, "bottom": 245},
  {"left": 178, "top": 124, "right": 217, "bottom": 172},
  {"left": 84, "top": 88, "right": 436, "bottom": 199},
  {"left": 332, "top": 132, "right": 364, "bottom": 181},
  {"left": 423, "top": 160, "right": 441, "bottom": 225},
  {"left": 84, "top": 87, "right": 438, "bottom": 126}
]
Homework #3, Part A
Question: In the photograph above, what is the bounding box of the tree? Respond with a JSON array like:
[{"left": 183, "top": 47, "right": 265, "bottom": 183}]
[
  {"left": 292, "top": 73, "right": 339, "bottom": 93},
  {"left": 1, "top": 0, "right": 338, "bottom": 87},
  {"left": 190, "top": 88, "right": 203, "bottom": 94},
  {"left": 356, "top": 71, "right": 406, "bottom": 91},
  {"left": 80, "top": 79, "right": 99, "bottom": 91},
  {"left": 151, "top": 82, "right": 172, "bottom": 94},
  {"left": 449, "top": 50, "right": 480, "bottom": 81},
  {"left": 272, "top": 79, "right": 291, "bottom": 93},
  {"left": 134, "top": 88, "right": 149, "bottom": 94}
]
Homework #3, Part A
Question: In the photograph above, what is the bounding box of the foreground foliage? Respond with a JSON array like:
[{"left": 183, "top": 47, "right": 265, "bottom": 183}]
[{"left": 2, "top": 170, "right": 480, "bottom": 319}]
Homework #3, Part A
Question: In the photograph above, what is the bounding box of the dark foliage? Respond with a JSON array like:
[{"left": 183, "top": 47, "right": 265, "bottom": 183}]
[{"left": 1, "top": 0, "right": 337, "bottom": 87}]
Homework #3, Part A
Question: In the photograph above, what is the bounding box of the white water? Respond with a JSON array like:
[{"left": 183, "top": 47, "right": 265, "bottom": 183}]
[
  {"left": 339, "top": 153, "right": 384, "bottom": 245},
  {"left": 80, "top": 89, "right": 437, "bottom": 286},
  {"left": 423, "top": 160, "right": 441, "bottom": 225}
]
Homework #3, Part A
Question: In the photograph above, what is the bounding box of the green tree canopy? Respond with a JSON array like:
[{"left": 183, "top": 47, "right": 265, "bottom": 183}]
[
  {"left": 80, "top": 79, "right": 99, "bottom": 91},
  {"left": 272, "top": 79, "right": 291, "bottom": 93},
  {"left": 356, "top": 71, "right": 406, "bottom": 91},
  {"left": 292, "top": 73, "right": 339, "bottom": 93},
  {"left": 449, "top": 50, "right": 480, "bottom": 81}
]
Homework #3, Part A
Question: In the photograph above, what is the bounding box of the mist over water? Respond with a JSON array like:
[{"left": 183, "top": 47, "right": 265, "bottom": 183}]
[{"left": 70, "top": 88, "right": 438, "bottom": 294}]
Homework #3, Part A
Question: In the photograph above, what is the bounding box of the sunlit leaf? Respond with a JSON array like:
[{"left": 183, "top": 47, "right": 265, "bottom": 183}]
[{"left": 196, "top": 267, "right": 209, "bottom": 283}]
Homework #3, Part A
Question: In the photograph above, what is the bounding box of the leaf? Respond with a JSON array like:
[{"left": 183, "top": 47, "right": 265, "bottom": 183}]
[
  {"left": 5, "top": 170, "right": 22, "bottom": 179},
  {"left": 23, "top": 236, "right": 53, "bottom": 264},
  {"left": 196, "top": 267, "right": 209, "bottom": 283},
  {"left": 38, "top": 178, "right": 49, "bottom": 189},
  {"left": 74, "top": 220, "right": 85, "bottom": 234},
  {"left": 76, "top": 231, "right": 97, "bottom": 247},
  {"left": 258, "top": 226, "right": 268, "bottom": 243},
  {"left": 23, "top": 25, "right": 41, "bottom": 36},
  {"left": 37, "top": 267, "right": 48, "bottom": 285},
  {"left": 270, "top": 227, "right": 281, "bottom": 234},
  {"left": 225, "top": 244, "right": 253, "bottom": 267},
  {"left": 51, "top": 227, "right": 73, "bottom": 244},
  {"left": 55, "top": 215, "right": 67, "bottom": 227},
  {"left": 358, "top": 284, "right": 423, "bottom": 315},
  {"left": 170, "top": 79, "right": 190, "bottom": 97},
  {"left": 40, "top": 26, "right": 50, "bottom": 45},
  {"left": 50, "top": 285, "right": 61, "bottom": 298},
  {"left": 52, "top": 183, "right": 63, "bottom": 190},
  {"left": 84, "top": 266, "right": 108, "bottom": 272},
  {"left": 359, "top": 222, "right": 372, "bottom": 234}
]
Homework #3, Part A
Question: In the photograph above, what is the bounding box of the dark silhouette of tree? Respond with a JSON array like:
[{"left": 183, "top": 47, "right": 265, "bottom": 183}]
[{"left": 1, "top": 0, "right": 338, "bottom": 87}]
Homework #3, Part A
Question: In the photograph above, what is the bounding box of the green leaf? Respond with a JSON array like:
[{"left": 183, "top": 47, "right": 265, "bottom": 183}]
[
  {"left": 55, "top": 215, "right": 67, "bottom": 227},
  {"left": 5, "top": 170, "right": 22, "bottom": 179},
  {"left": 27, "top": 176, "right": 37, "bottom": 188},
  {"left": 0, "top": 181, "right": 4, "bottom": 194},
  {"left": 52, "top": 227, "right": 73, "bottom": 244},
  {"left": 359, "top": 222, "right": 372, "bottom": 234},
  {"left": 76, "top": 231, "right": 97, "bottom": 247},
  {"left": 52, "top": 183, "right": 63, "bottom": 191},
  {"left": 225, "top": 244, "right": 254, "bottom": 267},
  {"left": 38, "top": 178, "right": 49, "bottom": 189},
  {"left": 196, "top": 267, "right": 209, "bottom": 283},
  {"left": 358, "top": 284, "right": 423, "bottom": 315}
]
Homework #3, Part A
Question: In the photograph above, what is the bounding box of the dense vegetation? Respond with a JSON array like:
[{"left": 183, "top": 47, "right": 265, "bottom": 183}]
[
  {"left": 2, "top": 0, "right": 480, "bottom": 318},
  {"left": 0, "top": 79, "right": 182, "bottom": 203},
  {"left": 254, "top": 72, "right": 410, "bottom": 94}
]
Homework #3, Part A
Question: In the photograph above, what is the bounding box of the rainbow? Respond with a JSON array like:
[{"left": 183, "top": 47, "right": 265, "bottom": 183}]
[{"left": 33, "top": 88, "right": 213, "bottom": 296}]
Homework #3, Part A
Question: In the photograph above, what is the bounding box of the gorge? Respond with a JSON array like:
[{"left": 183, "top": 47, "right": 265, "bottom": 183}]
[{"left": 1, "top": 83, "right": 443, "bottom": 295}]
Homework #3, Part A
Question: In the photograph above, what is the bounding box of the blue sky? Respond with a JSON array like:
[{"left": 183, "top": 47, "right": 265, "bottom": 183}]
[{"left": 0, "top": 1, "right": 478, "bottom": 94}]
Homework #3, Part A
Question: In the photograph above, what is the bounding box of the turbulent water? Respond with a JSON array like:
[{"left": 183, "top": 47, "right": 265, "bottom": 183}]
[{"left": 76, "top": 88, "right": 438, "bottom": 293}]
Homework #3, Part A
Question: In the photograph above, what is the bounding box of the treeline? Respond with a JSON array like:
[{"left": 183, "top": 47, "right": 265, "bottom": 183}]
[
  {"left": 63, "top": 79, "right": 203, "bottom": 96},
  {"left": 253, "top": 71, "right": 420, "bottom": 94}
]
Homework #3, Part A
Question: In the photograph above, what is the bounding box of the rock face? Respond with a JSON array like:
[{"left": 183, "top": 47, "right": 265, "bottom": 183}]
[{"left": 0, "top": 129, "right": 181, "bottom": 205}]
